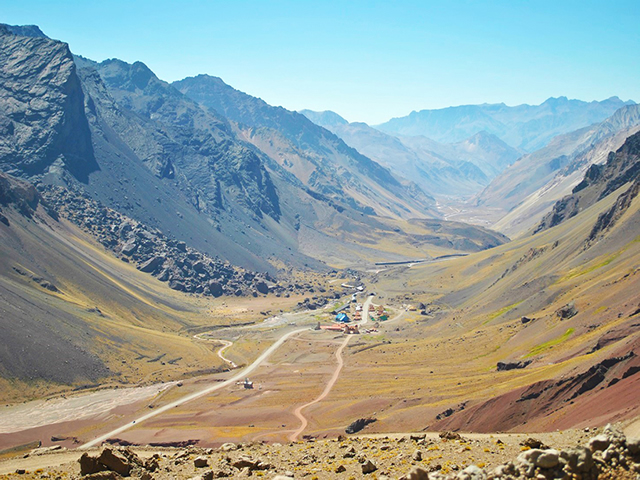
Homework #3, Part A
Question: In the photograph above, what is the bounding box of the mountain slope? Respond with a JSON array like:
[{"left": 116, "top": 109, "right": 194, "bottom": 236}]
[
  {"left": 534, "top": 129, "right": 640, "bottom": 236},
  {"left": 377, "top": 96, "right": 634, "bottom": 151},
  {"left": 173, "top": 74, "right": 435, "bottom": 220},
  {"left": 333, "top": 137, "right": 640, "bottom": 434},
  {"left": 0, "top": 172, "right": 235, "bottom": 403},
  {"left": 479, "top": 104, "right": 640, "bottom": 236}
]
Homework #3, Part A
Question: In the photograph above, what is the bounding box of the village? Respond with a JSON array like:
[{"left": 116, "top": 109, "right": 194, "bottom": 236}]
[{"left": 315, "top": 288, "right": 390, "bottom": 335}]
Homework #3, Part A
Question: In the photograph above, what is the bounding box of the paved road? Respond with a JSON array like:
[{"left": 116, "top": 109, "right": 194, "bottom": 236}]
[
  {"left": 288, "top": 296, "right": 373, "bottom": 441},
  {"left": 80, "top": 327, "right": 308, "bottom": 449}
]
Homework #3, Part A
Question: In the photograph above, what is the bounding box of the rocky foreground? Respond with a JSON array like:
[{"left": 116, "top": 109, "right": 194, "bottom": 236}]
[{"left": 1, "top": 424, "right": 639, "bottom": 479}]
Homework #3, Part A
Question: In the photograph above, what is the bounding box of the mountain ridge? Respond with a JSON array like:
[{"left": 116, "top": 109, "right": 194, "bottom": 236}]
[{"left": 376, "top": 96, "right": 635, "bottom": 152}]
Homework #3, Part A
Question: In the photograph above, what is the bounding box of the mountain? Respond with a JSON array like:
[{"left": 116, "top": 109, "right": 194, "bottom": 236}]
[
  {"left": 173, "top": 74, "right": 435, "bottom": 220},
  {"left": 297, "top": 109, "right": 348, "bottom": 127},
  {"left": 534, "top": 129, "right": 640, "bottom": 236},
  {"left": 356, "top": 132, "right": 640, "bottom": 433},
  {"left": 377, "top": 96, "right": 635, "bottom": 152},
  {"left": 479, "top": 104, "right": 640, "bottom": 237},
  {"left": 300, "top": 110, "right": 521, "bottom": 197}
]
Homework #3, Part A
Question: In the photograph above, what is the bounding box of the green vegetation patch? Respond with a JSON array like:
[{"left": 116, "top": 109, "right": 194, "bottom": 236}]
[
  {"left": 482, "top": 301, "right": 523, "bottom": 325},
  {"left": 526, "top": 328, "right": 574, "bottom": 357}
]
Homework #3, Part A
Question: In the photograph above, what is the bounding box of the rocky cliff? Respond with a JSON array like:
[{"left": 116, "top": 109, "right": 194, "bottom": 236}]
[
  {"left": 534, "top": 130, "right": 640, "bottom": 236},
  {"left": 0, "top": 26, "right": 97, "bottom": 181}
]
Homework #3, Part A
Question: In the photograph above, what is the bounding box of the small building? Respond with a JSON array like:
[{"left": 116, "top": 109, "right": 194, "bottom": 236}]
[
  {"left": 336, "top": 312, "right": 349, "bottom": 323},
  {"left": 344, "top": 324, "right": 360, "bottom": 334},
  {"left": 243, "top": 378, "right": 254, "bottom": 389}
]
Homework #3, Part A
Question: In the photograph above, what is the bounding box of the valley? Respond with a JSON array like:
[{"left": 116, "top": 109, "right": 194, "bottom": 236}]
[{"left": 0, "top": 16, "right": 639, "bottom": 480}]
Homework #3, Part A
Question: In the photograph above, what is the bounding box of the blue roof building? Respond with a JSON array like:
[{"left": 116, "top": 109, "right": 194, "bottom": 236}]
[{"left": 335, "top": 312, "right": 349, "bottom": 323}]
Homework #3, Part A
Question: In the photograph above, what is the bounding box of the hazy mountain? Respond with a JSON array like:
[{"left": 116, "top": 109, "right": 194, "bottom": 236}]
[
  {"left": 479, "top": 104, "right": 640, "bottom": 236},
  {"left": 298, "top": 109, "right": 349, "bottom": 127},
  {"left": 300, "top": 110, "right": 521, "bottom": 197},
  {"left": 377, "top": 96, "right": 635, "bottom": 151}
]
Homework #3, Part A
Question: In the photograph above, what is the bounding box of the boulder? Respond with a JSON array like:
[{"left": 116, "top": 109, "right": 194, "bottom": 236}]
[
  {"left": 98, "top": 447, "right": 133, "bottom": 476},
  {"left": 589, "top": 434, "right": 611, "bottom": 452},
  {"left": 194, "top": 456, "right": 209, "bottom": 468},
  {"left": 361, "top": 459, "right": 377, "bottom": 474},
  {"left": 456, "top": 465, "right": 486, "bottom": 480},
  {"left": 208, "top": 281, "right": 223, "bottom": 297},
  {"left": 79, "top": 452, "right": 106, "bottom": 476},
  {"left": 255, "top": 281, "right": 269, "bottom": 295},
  {"left": 535, "top": 449, "right": 560, "bottom": 469},
  {"left": 401, "top": 466, "right": 429, "bottom": 480},
  {"left": 440, "top": 431, "right": 462, "bottom": 441},
  {"left": 345, "top": 417, "right": 376, "bottom": 434},
  {"left": 497, "top": 360, "right": 531, "bottom": 371},
  {"left": 556, "top": 302, "right": 578, "bottom": 319},
  {"left": 560, "top": 446, "right": 593, "bottom": 472},
  {"left": 139, "top": 255, "right": 164, "bottom": 273}
]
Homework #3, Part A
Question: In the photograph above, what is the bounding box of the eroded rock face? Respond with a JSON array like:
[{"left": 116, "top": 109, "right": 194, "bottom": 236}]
[{"left": 0, "top": 26, "right": 97, "bottom": 181}]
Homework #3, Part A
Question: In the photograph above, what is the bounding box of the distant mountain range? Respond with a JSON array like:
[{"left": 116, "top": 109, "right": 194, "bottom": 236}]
[
  {"left": 375, "top": 96, "right": 635, "bottom": 152},
  {"left": 480, "top": 104, "right": 640, "bottom": 236},
  {"left": 301, "top": 109, "right": 522, "bottom": 196}
]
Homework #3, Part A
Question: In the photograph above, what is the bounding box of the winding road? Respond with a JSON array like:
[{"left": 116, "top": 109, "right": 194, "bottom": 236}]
[
  {"left": 288, "top": 296, "right": 373, "bottom": 441},
  {"left": 80, "top": 296, "right": 377, "bottom": 449},
  {"left": 194, "top": 334, "right": 237, "bottom": 368},
  {"left": 80, "top": 327, "right": 307, "bottom": 449}
]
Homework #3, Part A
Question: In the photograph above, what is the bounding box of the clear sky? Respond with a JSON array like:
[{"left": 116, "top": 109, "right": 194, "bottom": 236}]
[{"left": 2, "top": 0, "right": 639, "bottom": 124}]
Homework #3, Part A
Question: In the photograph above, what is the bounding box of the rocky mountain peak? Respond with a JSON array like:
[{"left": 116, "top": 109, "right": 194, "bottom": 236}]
[{"left": 0, "top": 27, "right": 97, "bottom": 182}]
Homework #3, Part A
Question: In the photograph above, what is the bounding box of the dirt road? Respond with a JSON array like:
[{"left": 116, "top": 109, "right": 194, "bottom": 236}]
[
  {"left": 194, "top": 334, "right": 237, "bottom": 368},
  {"left": 288, "top": 297, "right": 373, "bottom": 441},
  {"left": 80, "top": 327, "right": 308, "bottom": 449}
]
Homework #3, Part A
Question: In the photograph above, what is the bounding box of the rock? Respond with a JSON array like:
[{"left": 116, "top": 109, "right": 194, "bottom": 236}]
[
  {"left": 79, "top": 452, "right": 106, "bottom": 476},
  {"left": 535, "top": 449, "right": 559, "bottom": 469},
  {"left": 521, "top": 437, "right": 548, "bottom": 449},
  {"left": 627, "top": 437, "right": 640, "bottom": 455},
  {"left": 346, "top": 417, "right": 376, "bottom": 434},
  {"left": 208, "top": 281, "right": 223, "bottom": 297},
  {"left": 120, "top": 240, "right": 138, "bottom": 256},
  {"left": 589, "top": 434, "right": 611, "bottom": 452},
  {"left": 194, "top": 456, "right": 209, "bottom": 468},
  {"left": 272, "top": 476, "right": 294, "bottom": 480},
  {"left": 31, "top": 445, "right": 62, "bottom": 455},
  {"left": 556, "top": 302, "right": 578, "bottom": 319},
  {"left": 82, "top": 473, "right": 120, "bottom": 480},
  {"left": 220, "top": 442, "right": 237, "bottom": 452},
  {"left": 560, "top": 446, "right": 593, "bottom": 472},
  {"left": 456, "top": 465, "right": 486, "bottom": 479},
  {"left": 255, "top": 281, "right": 269, "bottom": 295},
  {"left": 439, "top": 431, "right": 462, "bottom": 441},
  {"left": 98, "top": 447, "right": 133, "bottom": 476},
  {"left": 232, "top": 455, "right": 259, "bottom": 470},
  {"left": 335, "top": 464, "right": 346, "bottom": 473},
  {"left": 139, "top": 255, "right": 165, "bottom": 273},
  {"left": 497, "top": 360, "right": 531, "bottom": 371},
  {"left": 521, "top": 316, "right": 533, "bottom": 324},
  {"left": 401, "top": 466, "right": 429, "bottom": 480},
  {"left": 361, "top": 459, "right": 377, "bottom": 474},
  {"left": 343, "top": 446, "right": 356, "bottom": 458},
  {"left": 412, "top": 449, "right": 422, "bottom": 461}
]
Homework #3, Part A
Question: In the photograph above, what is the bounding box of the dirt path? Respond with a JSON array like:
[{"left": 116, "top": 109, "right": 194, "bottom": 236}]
[
  {"left": 194, "top": 334, "right": 237, "bottom": 368},
  {"left": 80, "top": 327, "right": 308, "bottom": 449},
  {"left": 289, "top": 335, "right": 351, "bottom": 441},
  {"left": 288, "top": 297, "right": 373, "bottom": 441}
]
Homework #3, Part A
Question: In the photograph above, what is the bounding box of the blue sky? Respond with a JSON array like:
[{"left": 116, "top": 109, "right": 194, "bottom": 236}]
[{"left": 2, "top": 0, "right": 639, "bottom": 124}]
